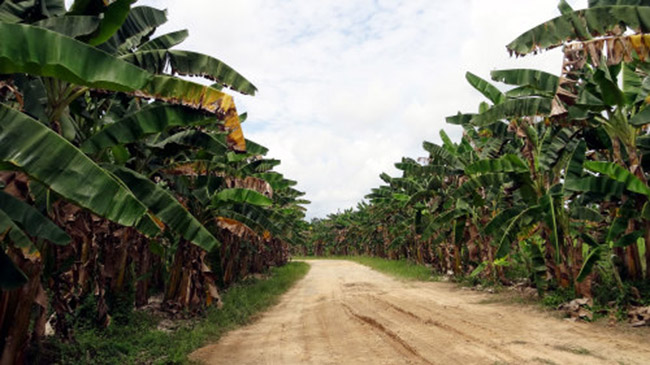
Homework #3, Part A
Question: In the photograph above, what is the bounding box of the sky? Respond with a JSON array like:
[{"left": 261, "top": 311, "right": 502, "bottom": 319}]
[{"left": 133, "top": 0, "right": 587, "bottom": 218}]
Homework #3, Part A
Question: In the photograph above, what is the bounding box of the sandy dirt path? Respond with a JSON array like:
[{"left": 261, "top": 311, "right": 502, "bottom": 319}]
[{"left": 190, "top": 260, "right": 650, "bottom": 365}]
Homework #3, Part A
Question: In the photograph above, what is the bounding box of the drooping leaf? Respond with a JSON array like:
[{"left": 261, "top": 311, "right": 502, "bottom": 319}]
[
  {"left": 495, "top": 206, "right": 540, "bottom": 258},
  {"left": 490, "top": 69, "right": 559, "bottom": 96},
  {"left": 108, "top": 166, "right": 220, "bottom": 251},
  {"left": 147, "top": 130, "right": 228, "bottom": 156},
  {"left": 213, "top": 188, "right": 272, "bottom": 207},
  {"left": 566, "top": 140, "right": 587, "bottom": 182},
  {"left": 589, "top": 0, "right": 650, "bottom": 7},
  {"left": 465, "top": 72, "right": 505, "bottom": 105},
  {"left": 471, "top": 98, "right": 552, "bottom": 126},
  {"left": 507, "top": 6, "right": 650, "bottom": 56},
  {"left": 123, "top": 50, "right": 257, "bottom": 95},
  {"left": 0, "top": 208, "right": 32, "bottom": 249},
  {"left": 0, "top": 105, "right": 148, "bottom": 226},
  {"left": 138, "top": 29, "right": 189, "bottom": 51},
  {"left": 0, "top": 191, "right": 70, "bottom": 245},
  {"left": 81, "top": 105, "right": 212, "bottom": 154},
  {"left": 465, "top": 154, "right": 529, "bottom": 175},
  {"left": 577, "top": 247, "right": 601, "bottom": 282},
  {"left": 134, "top": 75, "right": 246, "bottom": 152},
  {"left": 584, "top": 161, "right": 650, "bottom": 196},
  {"left": 566, "top": 174, "right": 625, "bottom": 200},
  {"left": 614, "top": 230, "right": 644, "bottom": 247},
  {"left": 446, "top": 112, "right": 477, "bottom": 125},
  {"left": 0, "top": 22, "right": 152, "bottom": 91},
  {"left": 98, "top": 6, "right": 167, "bottom": 54}
]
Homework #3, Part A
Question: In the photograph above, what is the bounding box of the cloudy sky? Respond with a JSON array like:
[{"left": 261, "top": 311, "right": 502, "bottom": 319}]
[{"left": 136, "top": 0, "right": 587, "bottom": 218}]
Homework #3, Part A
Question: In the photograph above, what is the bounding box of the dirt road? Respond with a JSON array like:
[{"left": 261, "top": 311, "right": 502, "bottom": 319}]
[{"left": 190, "top": 260, "right": 650, "bottom": 365}]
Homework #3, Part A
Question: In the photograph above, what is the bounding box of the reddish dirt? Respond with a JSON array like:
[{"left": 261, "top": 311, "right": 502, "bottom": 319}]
[{"left": 190, "top": 260, "right": 650, "bottom": 365}]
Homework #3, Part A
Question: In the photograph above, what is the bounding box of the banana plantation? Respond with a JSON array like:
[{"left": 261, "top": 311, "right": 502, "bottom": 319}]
[
  {"left": 308, "top": 0, "right": 650, "bottom": 306},
  {"left": 0, "top": 0, "right": 308, "bottom": 363},
  {"left": 6, "top": 0, "right": 650, "bottom": 363}
]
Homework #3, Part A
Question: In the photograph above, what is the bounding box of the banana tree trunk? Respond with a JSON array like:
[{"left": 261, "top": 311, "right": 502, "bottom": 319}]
[{"left": 0, "top": 248, "right": 42, "bottom": 365}]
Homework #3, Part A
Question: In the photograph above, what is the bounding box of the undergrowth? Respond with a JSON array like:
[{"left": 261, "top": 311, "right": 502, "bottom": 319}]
[{"left": 36, "top": 262, "right": 310, "bottom": 365}]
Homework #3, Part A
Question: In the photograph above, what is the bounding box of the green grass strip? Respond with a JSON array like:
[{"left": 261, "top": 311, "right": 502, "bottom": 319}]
[
  {"left": 49, "top": 262, "right": 310, "bottom": 364},
  {"left": 297, "top": 255, "right": 436, "bottom": 282}
]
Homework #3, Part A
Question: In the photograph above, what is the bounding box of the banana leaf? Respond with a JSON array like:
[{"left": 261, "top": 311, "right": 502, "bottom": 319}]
[
  {"left": 508, "top": 6, "right": 650, "bottom": 55},
  {"left": 490, "top": 69, "right": 559, "bottom": 95},
  {"left": 123, "top": 49, "right": 257, "bottom": 95},
  {"left": 81, "top": 105, "right": 212, "bottom": 153},
  {"left": 32, "top": 15, "right": 100, "bottom": 37},
  {"left": 465, "top": 72, "right": 505, "bottom": 105},
  {"left": 138, "top": 29, "right": 189, "bottom": 51},
  {"left": 0, "top": 21, "right": 152, "bottom": 92},
  {"left": 0, "top": 105, "right": 148, "bottom": 227},
  {"left": 98, "top": 6, "right": 167, "bottom": 54},
  {"left": 108, "top": 165, "right": 220, "bottom": 251},
  {"left": 0, "top": 191, "right": 70, "bottom": 245},
  {"left": 471, "top": 98, "right": 552, "bottom": 126},
  {"left": 213, "top": 188, "right": 272, "bottom": 207},
  {"left": 584, "top": 161, "right": 650, "bottom": 196}
]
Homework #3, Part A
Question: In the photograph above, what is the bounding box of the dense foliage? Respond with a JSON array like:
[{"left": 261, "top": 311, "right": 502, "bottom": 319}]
[
  {"left": 307, "top": 1, "right": 650, "bottom": 306},
  {"left": 0, "top": 1, "right": 308, "bottom": 363}
]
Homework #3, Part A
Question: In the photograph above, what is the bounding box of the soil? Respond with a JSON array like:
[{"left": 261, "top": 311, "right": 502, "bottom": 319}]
[{"left": 190, "top": 260, "right": 650, "bottom": 365}]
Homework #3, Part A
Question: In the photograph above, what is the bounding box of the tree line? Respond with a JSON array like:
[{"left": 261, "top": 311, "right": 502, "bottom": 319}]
[
  {"left": 306, "top": 0, "right": 650, "bottom": 307},
  {"left": 0, "top": 1, "right": 308, "bottom": 363}
]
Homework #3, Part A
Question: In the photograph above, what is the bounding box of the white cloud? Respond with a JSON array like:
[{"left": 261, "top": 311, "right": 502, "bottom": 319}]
[{"left": 136, "top": 0, "right": 587, "bottom": 218}]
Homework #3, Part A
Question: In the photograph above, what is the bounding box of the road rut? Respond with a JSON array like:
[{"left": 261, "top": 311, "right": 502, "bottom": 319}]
[{"left": 190, "top": 260, "right": 650, "bottom": 365}]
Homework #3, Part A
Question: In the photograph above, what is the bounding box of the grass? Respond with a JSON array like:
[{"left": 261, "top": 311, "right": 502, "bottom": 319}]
[
  {"left": 40, "top": 262, "right": 310, "bottom": 365},
  {"left": 296, "top": 255, "right": 437, "bottom": 281}
]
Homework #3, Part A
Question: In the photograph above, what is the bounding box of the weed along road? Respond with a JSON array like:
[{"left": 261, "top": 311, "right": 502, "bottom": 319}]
[{"left": 191, "top": 260, "right": 650, "bottom": 365}]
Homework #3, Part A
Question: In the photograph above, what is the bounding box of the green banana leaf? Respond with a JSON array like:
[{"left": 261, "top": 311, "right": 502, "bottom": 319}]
[
  {"left": 584, "top": 161, "right": 650, "bottom": 196},
  {"left": 138, "top": 29, "right": 189, "bottom": 51},
  {"left": 108, "top": 165, "right": 220, "bottom": 251},
  {"left": 446, "top": 112, "right": 477, "bottom": 125},
  {"left": 564, "top": 175, "right": 626, "bottom": 196},
  {"left": 495, "top": 206, "right": 541, "bottom": 258},
  {"left": 241, "top": 159, "right": 281, "bottom": 175},
  {"left": 629, "top": 105, "right": 650, "bottom": 126},
  {"left": 253, "top": 172, "right": 296, "bottom": 191},
  {"left": 465, "top": 154, "right": 529, "bottom": 175},
  {"left": 0, "top": 105, "right": 148, "bottom": 227},
  {"left": 244, "top": 139, "right": 270, "bottom": 156},
  {"left": 470, "top": 98, "right": 552, "bottom": 126},
  {"left": 87, "top": 0, "right": 133, "bottom": 46},
  {"left": 490, "top": 69, "right": 559, "bottom": 95},
  {"left": 213, "top": 188, "right": 272, "bottom": 207},
  {"left": 465, "top": 72, "right": 505, "bottom": 105},
  {"left": 123, "top": 50, "right": 258, "bottom": 95},
  {"left": 0, "top": 191, "right": 70, "bottom": 245},
  {"left": 507, "top": 6, "right": 650, "bottom": 55},
  {"left": 614, "top": 230, "right": 644, "bottom": 247},
  {"left": 32, "top": 15, "right": 100, "bottom": 37},
  {"left": 99, "top": 6, "right": 167, "bottom": 54},
  {"left": 576, "top": 247, "right": 601, "bottom": 282},
  {"left": 81, "top": 105, "right": 212, "bottom": 154},
  {"left": 0, "top": 208, "right": 33, "bottom": 250},
  {"left": 589, "top": 1, "right": 650, "bottom": 7},
  {"left": 147, "top": 130, "right": 228, "bottom": 156},
  {"left": 0, "top": 21, "right": 152, "bottom": 92},
  {"left": 570, "top": 206, "right": 604, "bottom": 222}
]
